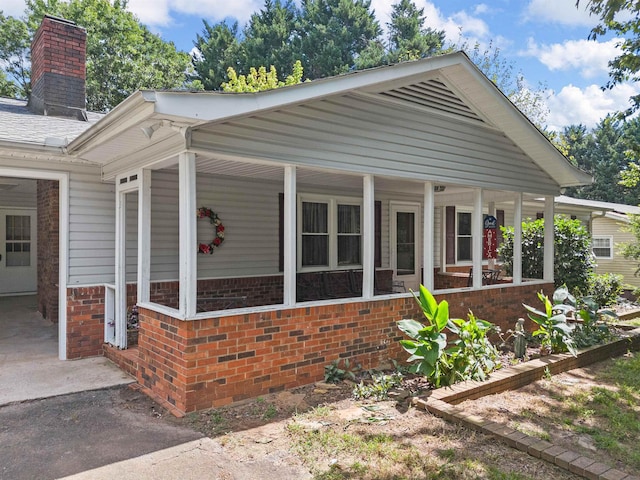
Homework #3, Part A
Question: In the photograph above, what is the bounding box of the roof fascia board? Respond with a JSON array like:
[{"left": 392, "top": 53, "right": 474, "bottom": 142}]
[
  {"left": 153, "top": 53, "right": 469, "bottom": 124},
  {"left": 67, "top": 91, "right": 157, "bottom": 154}
]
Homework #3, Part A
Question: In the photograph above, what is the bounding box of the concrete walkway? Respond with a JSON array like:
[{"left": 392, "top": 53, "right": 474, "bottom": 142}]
[{"left": 0, "top": 295, "right": 133, "bottom": 406}]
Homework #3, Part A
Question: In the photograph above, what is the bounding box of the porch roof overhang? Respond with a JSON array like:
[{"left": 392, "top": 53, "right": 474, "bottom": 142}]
[{"left": 67, "top": 52, "right": 591, "bottom": 190}]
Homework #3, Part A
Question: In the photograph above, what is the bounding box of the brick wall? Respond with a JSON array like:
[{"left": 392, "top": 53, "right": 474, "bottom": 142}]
[
  {"left": 37, "top": 180, "right": 59, "bottom": 323},
  {"left": 66, "top": 285, "right": 105, "bottom": 359},
  {"left": 29, "top": 15, "right": 86, "bottom": 118},
  {"left": 135, "top": 282, "right": 551, "bottom": 414}
]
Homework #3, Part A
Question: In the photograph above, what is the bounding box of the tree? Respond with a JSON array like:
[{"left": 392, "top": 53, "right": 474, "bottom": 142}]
[
  {"left": 576, "top": 0, "right": 640, "bottom": 117},
  {"left": 221, "top": 60, "right": 304, "bottom": 92},
  {"left": 240, "top": 0, "right": 298, "bottom": 82},
  {"left": 386, "top": 0, "right": 445, "bottom": 63},
  {"left": 0, "top": 12, "right": 30, "bottom": 97},
  {"left": 619, "top": 214, "right": 640, "bottom": 278},
  {"left": 297, "top": 0, "right": 382, "bottom": 79},
  {"left": 1, "top": 0, "right": 193, "bottom": 111},
  {"left": 499, "top": 216, "right": 595, "bottom": 294},
  {"left": 459, "top": 40, "right": 550, "bottom": 128},
  {"left": 559, "top": 116, "right": 640, "bottom": 203},
  {"left": 192, "top": 20, "right": 241, "bottom": 91}
]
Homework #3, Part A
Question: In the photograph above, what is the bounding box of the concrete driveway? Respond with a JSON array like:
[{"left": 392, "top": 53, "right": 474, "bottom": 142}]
[{"left": 0, "top": 295, "right": 133, "bottom": 406}]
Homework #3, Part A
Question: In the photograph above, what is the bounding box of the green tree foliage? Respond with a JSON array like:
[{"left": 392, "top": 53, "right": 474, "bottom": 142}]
[
  {"left": 297, "top": 0, "right": 382, "bottom": 79},
  {"left": 459, "top": 40, "right": 549, "bottom": 128},
  {"left": 221, "top": 60, "right": 303, "bottom": 92},
  {"left": 192, "top": 20, "right": 241, "bottom": 91},
  {"left": 498, "top": 216, "right": 595, "bottom": 294},
  {"left": 1, "top": 0, "right": 193, "bottom": 111},
  {"left": 0, "top": 11, "right": 29, "bottom": 97},
  {"left": 386, "top": 0, "right": 445, "bottom": 62},
  {"left": 563, "top": 116, "right": 640, "bottom": 203},
  {"left": 577, "top": 0, "right": 640, "bottom": 117},
  {"left": 240, "top": 0, "right": 298, "bottom": 81}
]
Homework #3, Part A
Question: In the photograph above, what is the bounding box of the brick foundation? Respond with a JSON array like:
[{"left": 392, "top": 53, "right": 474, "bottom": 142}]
[
  {"left": 66, "top": 285, "right": 105, "bottom": 359},
  {"left": 37, "top": 179, "right": 59, "bottom": 323},
  {"left": 135, "top": 283, "right": 551, "bottom": 414}
]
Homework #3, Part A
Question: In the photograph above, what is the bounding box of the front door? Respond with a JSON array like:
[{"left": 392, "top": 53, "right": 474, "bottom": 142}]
[
  {"left": 0, "top": 209, "right": 37, "bottom": 294},
  {"left": 390, "top": 203, "right": 420, "bottom": 292}
]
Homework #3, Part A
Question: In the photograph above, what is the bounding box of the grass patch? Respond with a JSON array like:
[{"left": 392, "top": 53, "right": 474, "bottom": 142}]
[
  {"left": 620, "top": 317, "right": 640, "bottom": 327},
  {"left": 558, "top": 353, "right": 640, "bottom": 470}
]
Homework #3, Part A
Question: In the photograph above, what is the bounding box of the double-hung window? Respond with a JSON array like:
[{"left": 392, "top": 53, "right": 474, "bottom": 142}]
[
  {"left": 592, "top": 236, "right": 613, "bottom": 259},
  {"left": 299, "top": 195, "right": 362, "bottom": 269},
  {"left": 457, "top": 211, "right": 472, "bottom": 262}
]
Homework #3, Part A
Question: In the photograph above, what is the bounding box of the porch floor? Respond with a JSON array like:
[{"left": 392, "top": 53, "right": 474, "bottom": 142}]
[{"left": 0, "top": 295, "right": 134, "bottom": 406}]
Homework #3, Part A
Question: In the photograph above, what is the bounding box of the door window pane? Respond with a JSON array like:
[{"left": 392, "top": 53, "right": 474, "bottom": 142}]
[
  {"left": 5, "top": 215, "right": 31, "bottom": 267},
  {"left": 396, "top": 212, "right": 415, "bottom": 275}
]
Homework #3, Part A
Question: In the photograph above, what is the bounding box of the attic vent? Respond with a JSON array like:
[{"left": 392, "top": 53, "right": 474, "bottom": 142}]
[{"left": 379, "top": 79, "right": 484, "bottom": 123}]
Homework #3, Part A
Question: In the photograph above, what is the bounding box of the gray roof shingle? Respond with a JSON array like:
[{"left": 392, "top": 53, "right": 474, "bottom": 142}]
[{"left": 0, "top": 97, "right": 103, "bottom": 147}]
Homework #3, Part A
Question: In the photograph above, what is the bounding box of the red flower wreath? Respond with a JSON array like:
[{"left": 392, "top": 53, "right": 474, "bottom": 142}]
[{"left": 197, "top": 207, "right": 225, "bottom": 254}]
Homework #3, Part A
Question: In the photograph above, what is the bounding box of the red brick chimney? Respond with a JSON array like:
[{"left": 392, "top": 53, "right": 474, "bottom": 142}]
[{"left": 29, "top": 15, "right": 87, "bottom": 120}]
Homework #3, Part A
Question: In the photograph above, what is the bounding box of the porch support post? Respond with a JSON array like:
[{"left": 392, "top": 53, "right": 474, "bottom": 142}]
[
  {"left": 137, "top": 169, "right": 151, "bottom": 304},
  {"left": 472, "top": 188, "right": 483, "bottom": 288},
  {"left": 513, "top": 192, "right": 523, "bottom": 285},
  {"left": 115, "top": 186, "right": 127, "bottom": 348},
  {"left": 362, "top": 175, "right": 375, "bottom": 299},
  {"left": 283, "top": 165, "right": 297, "bottom": 306},
  {"left": 179, "top": 152, "right": 197, "bottom": 318},
  {"left": 543, "top": 195, "right": 554, "bottom": 283},
  {"left": 423, "top": 182, "right": 434, "bottom": 291}
]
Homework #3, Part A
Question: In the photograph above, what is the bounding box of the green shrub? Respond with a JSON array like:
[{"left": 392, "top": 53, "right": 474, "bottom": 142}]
[
  {"left": 499, "top": 216, "right": 595, "bottom": 294},
  {"left": 397, "top": 285, "right": 499, "bottom": 388},
  {"left": 523, "top": 287, "right": 577, "bottom": 356},
  {"left": 587, "top": 273, "right": 624, "bottom": 308}
]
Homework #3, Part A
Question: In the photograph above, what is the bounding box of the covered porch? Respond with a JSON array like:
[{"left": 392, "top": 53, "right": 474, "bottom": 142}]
[{"left": 67, "top": 52, "right": 590, "bottom": 413}]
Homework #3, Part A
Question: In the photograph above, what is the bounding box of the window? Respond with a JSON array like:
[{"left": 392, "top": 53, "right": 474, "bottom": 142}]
[
  {"left": 592, "top": 236, "right": 613, "bottom": 259},
  {"left": 5, "top": 215, "right": 31, "bottom": 267},
  {"left": 299, "top": 195, "right": 361, "bottom": 269},
  {"left": 457, "top": 212, "right": 472, "bottom": 261}
]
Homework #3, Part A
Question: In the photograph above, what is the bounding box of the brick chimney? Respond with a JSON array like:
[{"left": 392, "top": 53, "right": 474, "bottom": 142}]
[{"left": 29, "top": 15, "right": 87, "bottom": 120}]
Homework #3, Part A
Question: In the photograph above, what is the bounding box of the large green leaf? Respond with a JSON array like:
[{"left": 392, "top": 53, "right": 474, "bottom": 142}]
[
  {"left": 434, "top": 300, "right": 449, "bottom": 332},
  {"left": 397, "top": 319, "right": 424, "bottom": 340}
]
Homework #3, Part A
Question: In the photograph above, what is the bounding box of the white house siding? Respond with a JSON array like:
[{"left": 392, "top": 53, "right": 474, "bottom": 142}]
[
  {"left": 0, "top": 156, "right": 116, "bottom": 287},
  {"left": 592, "top": 216, "right": 640, "bottom": 288},
  {"left": 191, "top": 93, "right": 560, "bottom": 195}
]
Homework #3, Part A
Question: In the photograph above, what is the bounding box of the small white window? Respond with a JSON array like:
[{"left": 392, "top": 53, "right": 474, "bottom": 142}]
[{"left": 592, "top": 236, "right": 613, "bottom": 259}]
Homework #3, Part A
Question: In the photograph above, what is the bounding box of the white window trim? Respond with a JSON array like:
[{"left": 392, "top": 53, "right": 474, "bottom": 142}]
[
  {"left": 297, "top": 193, "right": 363, "bottom": 271},
  {"left": 592, "top": 235, "right": 613, "bottom": 259}
]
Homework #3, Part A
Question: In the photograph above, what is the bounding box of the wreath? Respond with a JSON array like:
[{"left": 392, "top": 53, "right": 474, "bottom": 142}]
[{"left": 197, "top": 207, "right": 225, "bottom": 254}]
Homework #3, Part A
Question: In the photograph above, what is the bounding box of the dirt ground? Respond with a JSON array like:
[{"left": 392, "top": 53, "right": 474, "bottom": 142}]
[{"left": 180, "top": 379, "right": 583, "bottom": 479}]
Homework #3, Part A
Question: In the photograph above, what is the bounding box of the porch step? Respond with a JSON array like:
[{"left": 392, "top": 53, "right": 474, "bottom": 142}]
[{"left": 103, "top": 344, "right": 139, "bottom": 378}]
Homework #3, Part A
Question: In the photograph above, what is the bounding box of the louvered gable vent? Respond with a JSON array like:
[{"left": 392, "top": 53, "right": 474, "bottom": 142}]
[{"left": 378, "top": 79, "right": 484, "bottom": 124}]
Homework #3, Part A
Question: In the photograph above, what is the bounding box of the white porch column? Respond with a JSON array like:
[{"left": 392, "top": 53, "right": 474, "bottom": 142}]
[
  {"left": 179, "top": 152, "right": 197, "bottom": 317},
  {"left": 513, "top": 192, "right": 523, "bottom": 285},
  {"left": 137, "top": 169, "right": 151, "bottom": 304},
  {"left": 543, "top": 195, "right": 555, "bottom": 283},
  {"left": 115, "top": 187, "right": 127, "bottom": 347},
  {"left": 472, "top": 188, "right": 483, "bottom": 288},
  {"left": 283, "top": 166, "right": 297, "bottom": 306},
  {"left": 362, "top": 175, "right": 375, "bottom": 298},
  {"left": 423, "top": 182, "right": 434, "bottom": 291}
]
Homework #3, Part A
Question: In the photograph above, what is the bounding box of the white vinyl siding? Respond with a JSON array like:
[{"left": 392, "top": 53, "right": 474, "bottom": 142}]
[{"left": 191, "top": 93, "right": 559, "bottom": 194}]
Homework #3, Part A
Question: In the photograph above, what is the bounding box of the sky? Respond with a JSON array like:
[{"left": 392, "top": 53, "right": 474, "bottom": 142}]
[{"left": 4, "top": 0, "right": 640, "bottom": 132}]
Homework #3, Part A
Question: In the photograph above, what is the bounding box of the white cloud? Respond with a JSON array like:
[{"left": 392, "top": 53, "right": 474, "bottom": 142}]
[
  {"left": 547, "top": 83, "right": 640, "bottom": 130},
  {"left": 127, "top": 0, "right": 264, "bottom": 27},
  {"left": 2, "top": 0, "right": 27, "bottom": 17},
  {"left": 474, "top": 4, "right": 490, "bottom": 15},
  {"left": 524, "top": 0, "right": 595, "bottom": 26},
  {"left": 522, "top": 38, "right": 621, "bottom": 79}
]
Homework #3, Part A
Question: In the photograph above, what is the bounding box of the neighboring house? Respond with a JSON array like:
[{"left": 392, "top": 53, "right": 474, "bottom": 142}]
[
  {"left": 0, "top": 16, "right": 591, "bottom": 414},
  {"left": 552, "top": 196, "right": 640, "bottom": 288}
]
